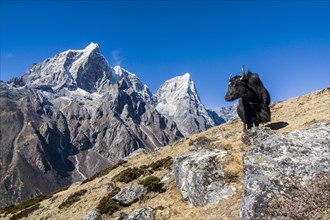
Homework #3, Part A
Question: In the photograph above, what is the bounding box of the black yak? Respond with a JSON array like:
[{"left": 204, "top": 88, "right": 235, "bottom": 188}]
[{"left": 224, "top": 65, "right": 271, "bottom": 130}]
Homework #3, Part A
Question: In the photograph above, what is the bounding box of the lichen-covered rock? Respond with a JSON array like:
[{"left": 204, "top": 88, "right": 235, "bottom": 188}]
[
  {"left": 107, "top": 181, "right": 117, "bottom": 192},
  {"left": 241, "top": 126, "right": 275, "bottom": 145},
  {"left": 240, "top": 123, "right": 330, "bottom": 220},
  {"left": 112, "top": 184, "right": 147, "bottom": 206},
  {"left": 122, "top": 207, "right": 155, "bottom": 220},
  {"left": 173, "top": 149, "right": 236, "bottom": 206},
  {"left": 84, "top": 209, "right": 99, "bottom": 220}
]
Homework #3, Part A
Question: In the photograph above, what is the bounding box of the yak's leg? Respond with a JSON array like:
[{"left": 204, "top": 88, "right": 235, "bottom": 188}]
[
  {"left": 243, "top": 123, "right": 247, "bottom": 131},
  {"left": 244, "top": 112, "right": 254, "bottom": 130},
  {"left": 254, "top": 121, "right": 259, "bottom": 127},
  {"left": 246, "top": 122, "right": 253, "bottom": 129}
]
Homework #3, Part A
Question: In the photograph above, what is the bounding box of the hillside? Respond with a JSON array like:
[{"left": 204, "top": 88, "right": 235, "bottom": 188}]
[{"left": 1, "top": 87, "right": 329, "bottom": 220}]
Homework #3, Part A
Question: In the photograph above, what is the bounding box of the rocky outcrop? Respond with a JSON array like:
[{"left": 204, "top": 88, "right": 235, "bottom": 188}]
[
  {"left": 112, "top": 184, "right": 147, "bottom": 206},
  {"left": 240, "top": 123, "right": 330, "bottom": 220},
  {"left": 122, "top": 207, "right": 155, "bottom": 220},
  {"left": 84, "top": 209, "right": 99, "bottom": 220},
  {"left": 241, "top": 126, "right": 275, "bottom": 145},
  {"left": 173, "top": 149, "right": 236, "bottom": 206}
]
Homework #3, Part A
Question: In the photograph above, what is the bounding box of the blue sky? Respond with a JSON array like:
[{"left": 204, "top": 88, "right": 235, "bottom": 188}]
[{"left": 1, "top": 0, "right": 329, "bottom": 108}]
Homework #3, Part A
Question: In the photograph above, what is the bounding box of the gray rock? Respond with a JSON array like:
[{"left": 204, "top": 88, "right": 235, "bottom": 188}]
[
  {"left": 84, "top": 209, "right": 99, "bottom": 220},
  {"left": 160, "top": 172, "right": 173, "bottom": 183},
  {"left": 241, "top": 126, "right": 275, "bottom": 145},
  {"left": 112, "top": 184, "right": 147, "bottom": 206},
  {"left": 122, "top": 207, "right": 155, "bottom": 220},
  {"left": 240, "top": 124, "right": 330, "bottom": 220},
  {"left": 107, "top": 181, "right": 117, "bottom": 192},
  {"left": 173, "top": 149, "right": 236, "bottom": 206}
]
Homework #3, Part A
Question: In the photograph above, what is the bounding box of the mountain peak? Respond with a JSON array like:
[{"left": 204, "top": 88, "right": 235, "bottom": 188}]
[
  {"left": 83, "top": 42, "right": 99, "bottom": 54},
  {"left": 176, "top": 73, "right": 191, "bottom": 83},
  {"left": 85, "top": 42, "right": 99, "bottom": 50},
  {"left": 182, "top": 72, "right": 191, "bottom": 79},
  {"left": 60, "top": 42, "right": 100, "bottom": 56},
  {"left": 18, "top": 42, "right": 111, "bottom": 92},
  {"left": 113, "top": 65, "right": 123, "bottom": 76},
  {"left": 155, "top": 73, "right": 219, "bottom": 136}
]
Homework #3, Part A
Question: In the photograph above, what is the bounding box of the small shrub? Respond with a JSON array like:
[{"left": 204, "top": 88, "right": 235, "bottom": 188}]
[
  {"left": 188, "top": 139, "right": 195, "bottom": 146},
  {"left": 149, "top": 156, "right": 173, "bottom": 171},
  {"left": 9, "top": 204, "right": 40, "bottom": 220},
  {"left": 113, "top": 157, "right": 173, "bottom": 184},
  {"left": 50, "top": 185, "right": 70, "bottom": 195},
  {"left": 96, "top": 187, "right": 121, "bottom": 216},
  {"left": 114, "top": 167, "right": 143, "bottom": 183},
  {"left": 138, "top": 157, "right": 173, "bottom": 175},
  {"left": 2, "top": 194, "right": 51, "bottom": 215},
  {"left": 81, "top": 160, "right": 127, "bottom": 185},
  {"left": 58, "top": 189, "right": 87, "bottom": 209},
  {"left": 139, "top": 176, "right": 164, "bottom": 193},
  {"left": 223, "top": 170, "right": 239, "bottom": 183},
  {"left": 189, "top": 136, "right": 212, "bottom": 148},
  {"left": 139, "top": 164, "right": 153, "bottom": 175}
]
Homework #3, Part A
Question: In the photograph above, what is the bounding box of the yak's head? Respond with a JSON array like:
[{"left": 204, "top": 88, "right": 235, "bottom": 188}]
[{"left": 224, "top": 65, "right": 249, "bottom": 101}]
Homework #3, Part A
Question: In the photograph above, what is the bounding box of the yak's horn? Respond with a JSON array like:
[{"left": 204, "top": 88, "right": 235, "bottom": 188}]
[{"left": 240, "top": 65, "right": 246, "bottom": 80}]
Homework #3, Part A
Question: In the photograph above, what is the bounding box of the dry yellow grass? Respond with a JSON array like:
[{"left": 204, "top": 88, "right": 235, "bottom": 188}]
[{"left": 1, "top": 87, "right": 329, "bottom": 220}]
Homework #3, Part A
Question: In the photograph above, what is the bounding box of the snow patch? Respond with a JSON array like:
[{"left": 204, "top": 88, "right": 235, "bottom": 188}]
[{"left": 74, "top": 155, "right": 87, "bottom": 180}]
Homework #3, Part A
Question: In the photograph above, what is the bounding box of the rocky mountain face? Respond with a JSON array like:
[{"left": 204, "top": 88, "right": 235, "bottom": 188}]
[
  {"left": 0, "top": 43, "right": 184, "bottom": 208},
  {"left": 154, "top": 73, "right": 223, "bottom": 136},
  {"left": 218, "top": 102, "right": 238, "bottom": 122},
  {"left": 0, "top": 43, "right": 225, "bottom": 208}
]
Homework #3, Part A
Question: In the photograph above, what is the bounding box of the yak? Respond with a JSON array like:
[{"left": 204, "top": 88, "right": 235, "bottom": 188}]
[{"left": 224, "top": 65, "right": 271, "bottom": 130}]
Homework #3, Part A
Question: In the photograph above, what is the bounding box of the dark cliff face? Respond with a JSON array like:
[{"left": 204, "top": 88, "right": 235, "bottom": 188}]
[{"left": 0, "top": 44, "right": 183, "bottom": 208}]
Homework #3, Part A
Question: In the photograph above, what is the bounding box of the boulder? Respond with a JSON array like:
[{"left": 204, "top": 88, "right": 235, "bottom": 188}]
[
  {"left": 84, "top": 209, "right": 99, "bottom": 220},
  {"left": 241, "top": 126, "right": 275, "bottom": 145},
  {"left": 107, "top": 181, "right": 117, "bottom": 192},
  {"left": 112, "top": 184, "right": 147, "bottom": 206},
  {"left": 122, "top": 207, "right": 155, "bottom": 220},
  {"left": 173, "top": 149, "right": 236, "bottom": 206},
  {"left": 240, "top": 123, "right": 330, "bottom": 220}
]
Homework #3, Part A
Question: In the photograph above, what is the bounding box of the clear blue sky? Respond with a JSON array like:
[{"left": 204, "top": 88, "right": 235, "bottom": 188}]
[{"left": 1, "top": 0, "right": 329, "bottom": 108}]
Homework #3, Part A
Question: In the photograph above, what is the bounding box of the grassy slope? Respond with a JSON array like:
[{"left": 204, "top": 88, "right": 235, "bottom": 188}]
[{"left": 1, "top": 87, "right": 329, "bottom": 220}]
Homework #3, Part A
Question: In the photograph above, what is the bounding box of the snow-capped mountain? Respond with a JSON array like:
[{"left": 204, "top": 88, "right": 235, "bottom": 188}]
[
  {"left": 155, "top": 73, "right": 223, "bottom": 136},
  {"left": 15, "top": 43, "right": 115, "bottom": 93},
  {"left": 0, "top": 43, "right": 182, "bottom": 208}
]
